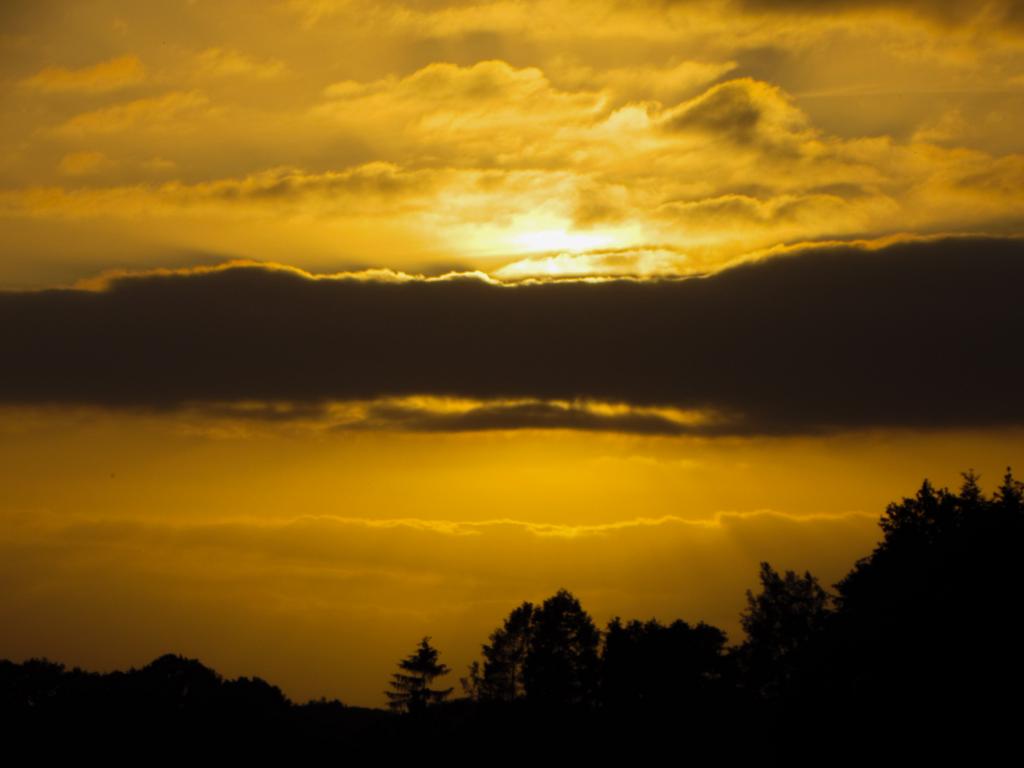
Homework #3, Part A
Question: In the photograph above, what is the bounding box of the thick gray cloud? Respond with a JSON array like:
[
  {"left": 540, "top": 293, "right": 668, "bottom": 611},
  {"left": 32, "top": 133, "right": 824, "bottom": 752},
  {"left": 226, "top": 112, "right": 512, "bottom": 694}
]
[{"left": 2, "top": 236, "right": 1022, "bottom": 435}]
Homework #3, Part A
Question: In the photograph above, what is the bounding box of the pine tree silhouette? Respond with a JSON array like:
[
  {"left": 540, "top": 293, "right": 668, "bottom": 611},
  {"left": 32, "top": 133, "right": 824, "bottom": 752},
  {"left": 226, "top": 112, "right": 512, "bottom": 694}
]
[{"left": 385, "top": 637, "right": 453, "bottom": 714}]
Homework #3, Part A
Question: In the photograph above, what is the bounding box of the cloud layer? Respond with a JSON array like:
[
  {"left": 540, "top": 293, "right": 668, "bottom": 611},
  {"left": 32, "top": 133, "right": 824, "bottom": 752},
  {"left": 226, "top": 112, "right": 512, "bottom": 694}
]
[
  {"left": 0, "top": 502, "right": 882, "bottom": 705},
  {"left": 4, "top": 1, "right": 1024, "bottom": 285},
  {"left": 3, "top": 236, "right": 1021, "bottom": 434}
]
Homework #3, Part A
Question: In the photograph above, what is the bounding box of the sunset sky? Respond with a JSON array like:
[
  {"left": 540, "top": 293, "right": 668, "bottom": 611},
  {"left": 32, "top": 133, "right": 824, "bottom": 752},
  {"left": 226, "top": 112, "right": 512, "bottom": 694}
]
[{"left": 2, "top": 0, "right": 1023, "bottom": 707}]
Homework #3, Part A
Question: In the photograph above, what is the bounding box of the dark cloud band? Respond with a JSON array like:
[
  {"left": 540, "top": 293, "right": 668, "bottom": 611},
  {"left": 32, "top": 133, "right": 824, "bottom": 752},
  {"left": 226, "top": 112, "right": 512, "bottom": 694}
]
[{"left": 2, "top": 236, "right": 1022, "bottom": 435}]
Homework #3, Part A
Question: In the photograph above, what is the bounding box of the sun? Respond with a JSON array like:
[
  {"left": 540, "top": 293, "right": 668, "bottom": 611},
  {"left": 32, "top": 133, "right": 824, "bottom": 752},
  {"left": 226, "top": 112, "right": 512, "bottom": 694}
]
[{"left": 512, "top": 228, "right": 616, "bottom": 254}]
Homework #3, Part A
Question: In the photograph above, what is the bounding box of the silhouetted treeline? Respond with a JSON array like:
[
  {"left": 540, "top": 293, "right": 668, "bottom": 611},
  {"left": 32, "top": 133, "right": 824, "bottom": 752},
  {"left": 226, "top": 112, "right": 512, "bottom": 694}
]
[
  {"left": 4, "top": 469, "right": 1023, "bottom": 762},
  {"left": 0, "top": 653, "right": 391, "bottom": 758}
]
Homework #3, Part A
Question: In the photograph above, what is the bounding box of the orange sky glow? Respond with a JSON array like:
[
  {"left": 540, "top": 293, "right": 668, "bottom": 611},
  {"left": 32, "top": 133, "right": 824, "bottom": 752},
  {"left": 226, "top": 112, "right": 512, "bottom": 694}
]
[{"left": 2, "top": 0, "right": 1023, "bottom": 706}]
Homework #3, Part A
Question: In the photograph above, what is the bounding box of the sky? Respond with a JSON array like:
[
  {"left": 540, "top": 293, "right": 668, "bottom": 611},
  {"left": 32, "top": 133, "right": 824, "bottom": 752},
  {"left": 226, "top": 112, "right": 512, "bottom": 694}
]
[{"left": 2, "top": 0, "right": 1023, "bottom": 706}]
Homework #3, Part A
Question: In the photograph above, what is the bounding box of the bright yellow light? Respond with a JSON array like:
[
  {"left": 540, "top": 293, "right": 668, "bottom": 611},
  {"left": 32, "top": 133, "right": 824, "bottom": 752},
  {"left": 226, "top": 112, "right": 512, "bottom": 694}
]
[{"left": 513, "top": 228, "right": 615, "bottom": 254}]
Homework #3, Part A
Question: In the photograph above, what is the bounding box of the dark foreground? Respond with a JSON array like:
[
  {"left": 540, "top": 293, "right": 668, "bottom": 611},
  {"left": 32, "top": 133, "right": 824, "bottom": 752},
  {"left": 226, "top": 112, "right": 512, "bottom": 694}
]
[{"left": 3, "top": 470, "right": 1023, "bottom": 763}]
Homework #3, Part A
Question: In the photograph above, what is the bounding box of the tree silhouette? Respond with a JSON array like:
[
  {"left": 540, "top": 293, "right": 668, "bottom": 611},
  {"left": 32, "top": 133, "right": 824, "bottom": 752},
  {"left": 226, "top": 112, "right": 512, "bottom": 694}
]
[
  {"left": 821, "top": 469, "right": 1024, "bottom": 764},
  {"left": 462, "top": 601, "right": 534, "bottom": 702},
  {"left": 8, "top": 466, "right": 1024, "bottom": 760},
  {"left": 876, "top": 476, "right": 964, "bottom": 546},
  {"left": 522, "top": 589, "right": 600, "bottom": 707},
  {"left": 384, "top": 637, "right": 452, "bottom": 715},
  {"left": 601, "top": 617, "right": 728, "bottom": 711},
  {"left": 994, "top": 466, "right": 1024, "bottom": 512},
  {"left": 739, "top": 562, "right": 831, "bottom": 699}
]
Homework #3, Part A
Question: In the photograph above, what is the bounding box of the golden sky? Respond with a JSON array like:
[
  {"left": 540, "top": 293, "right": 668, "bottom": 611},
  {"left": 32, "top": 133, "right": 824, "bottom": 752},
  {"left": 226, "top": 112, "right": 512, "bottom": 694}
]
[{"left": 2, "top": 0, "right": 1023, "bottom": 706}]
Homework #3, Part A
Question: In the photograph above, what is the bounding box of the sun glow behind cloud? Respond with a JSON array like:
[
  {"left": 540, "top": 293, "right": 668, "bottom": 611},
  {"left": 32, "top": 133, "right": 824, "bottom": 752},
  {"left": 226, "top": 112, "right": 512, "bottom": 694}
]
[
  {"left": 1, "top": 3, "right": 1023, "bottom": 286},
  {"left": 512, "top": 228, "right": 618, "bottom": 255}
]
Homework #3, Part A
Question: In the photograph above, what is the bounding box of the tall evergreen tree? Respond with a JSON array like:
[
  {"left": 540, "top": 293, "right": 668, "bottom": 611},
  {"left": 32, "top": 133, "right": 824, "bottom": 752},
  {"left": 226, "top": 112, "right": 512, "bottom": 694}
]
[{"left": 385, "top": 637, "right": 453, "bottom": 714}]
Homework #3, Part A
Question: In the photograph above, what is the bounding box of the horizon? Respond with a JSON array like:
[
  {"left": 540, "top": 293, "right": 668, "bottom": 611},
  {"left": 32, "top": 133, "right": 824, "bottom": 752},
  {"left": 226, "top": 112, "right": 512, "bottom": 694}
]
[{"left": 2, "top": 0, "right": 1023, "bottom": 709}]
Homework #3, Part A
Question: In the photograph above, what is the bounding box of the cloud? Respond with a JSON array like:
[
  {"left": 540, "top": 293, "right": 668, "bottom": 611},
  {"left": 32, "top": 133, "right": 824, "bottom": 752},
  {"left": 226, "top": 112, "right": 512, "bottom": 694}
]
[
  {"left": 3, "top": 505, "right": 883, "bottom": 631},
  {"left": 735, "top": 0, "right": 1023, "bottom": 27},
  {"left": 546, "top": 58, "right": 737, "bottom": 107},
  {"left": 346, "top": 400, "right": 705, "bottom": 436},
  {"left": 494, "top": 247, "right": 687, "bottom": 279},
  {"left": 3, "top": 66, "right": 1023, "bottom": 277},
  {"left": 13, "top": 508, "right": 879, "bottom": 550},
  {"left": 0, "top": 500, "right": 883, "bottom": 703},
  {"left": 55, "top": 91, "right": 209, "bottom": 136},
  {"left": 1, "top": 236, "right": 1022, "bottom": 434},
  {"left": 0, "top": 163, "right": 580, "bottom": 220},
  {"left": 185, "top": 163, "right": 440, "bottom": 206},
  {"left": 192, "top": 48, "right": 286, "bottom": 79},
  {"left": 286, "top": 1, "right": 1024, "bottom": 39},
  {"left": 317, "top": 60, "right": 604, "bottom": 167},
  {"left": 58, "top": 151, "right": 111, "bottom": 177},
  {"left": 661, "top": 78, "right": 811, "bottom": 149},
  {"left": 21, "top": 55, "right": 145, "bottom": 93},
  {"left": 144, "top": 397, "right": 710, "bottom": 438}
]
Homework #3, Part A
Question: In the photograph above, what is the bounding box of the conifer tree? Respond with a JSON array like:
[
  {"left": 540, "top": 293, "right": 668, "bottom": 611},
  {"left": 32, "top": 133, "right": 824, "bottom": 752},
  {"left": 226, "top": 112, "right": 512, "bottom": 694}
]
[{"left": 385, "top": 637, "right": 453, "bottom": 714}]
